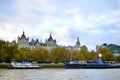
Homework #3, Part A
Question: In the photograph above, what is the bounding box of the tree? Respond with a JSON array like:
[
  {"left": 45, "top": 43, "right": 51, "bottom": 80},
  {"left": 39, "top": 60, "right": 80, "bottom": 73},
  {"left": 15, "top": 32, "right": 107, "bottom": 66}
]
[
  {"left": 0, "top": 40, "right": 8, "bottom": 62},
  {"left": 0, "top": 40, "right": 19, "bottom": 62},
  {"left": 115, "top": 56, "right": 120, "bottom": 62},
  {"left": 99, "top": 48, "right": 115, "bottom": 61},
  {"left": 32, "top": 48, "right": 49, "bottom": 62},
  {"left": 74, "top": 49, "right": 89, "bottom": 60},
  {"left": 14, "top": 48, "right": 31, "bottom": 62},
  {"left": 69, "top": 50, "right": 78, "bottom": 61},
  {"left": 89, "top": 50, "right": 98, "bottom": 60},
  {"left": 0, "top": 47, "right": 8, "bottom": 62},
  {"left": 49, "top": 48, "right": 70, "bottom": 63},
  {"left": 6, "top": 44, "right": 18, "bottom": 62}
]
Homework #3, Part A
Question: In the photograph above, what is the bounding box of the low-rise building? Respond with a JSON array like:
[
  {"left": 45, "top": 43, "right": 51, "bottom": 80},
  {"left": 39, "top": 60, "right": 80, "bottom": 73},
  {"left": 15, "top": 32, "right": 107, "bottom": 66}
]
[{"left": 96, "top": 43, "right": 120, "bottom": 56}]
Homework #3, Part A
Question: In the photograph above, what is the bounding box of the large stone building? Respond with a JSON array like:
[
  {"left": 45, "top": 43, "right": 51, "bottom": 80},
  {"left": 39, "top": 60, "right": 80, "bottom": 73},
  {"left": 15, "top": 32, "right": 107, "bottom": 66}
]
[
  {"left": 17, "top": 31, "right": 57, "bottom": 51},
  {"left": 18, "top": 31, "right": 30, "bottom": 48},
  {"left": 14, "top": 31, "right": 87, "bottom": 51}
]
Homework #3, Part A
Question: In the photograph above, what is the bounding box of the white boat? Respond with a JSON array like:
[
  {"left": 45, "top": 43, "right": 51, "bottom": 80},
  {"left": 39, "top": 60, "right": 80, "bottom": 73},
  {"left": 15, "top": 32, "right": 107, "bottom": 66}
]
[{"left": 11, "top": 61, "right": 41, "bottom": 69}]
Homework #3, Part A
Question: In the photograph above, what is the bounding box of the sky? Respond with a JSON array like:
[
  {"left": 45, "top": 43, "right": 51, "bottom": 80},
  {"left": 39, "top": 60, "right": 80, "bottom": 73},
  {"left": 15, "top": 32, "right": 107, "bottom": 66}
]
[{"left": 0, "top": 0, "right": 120, "bottom": 51}]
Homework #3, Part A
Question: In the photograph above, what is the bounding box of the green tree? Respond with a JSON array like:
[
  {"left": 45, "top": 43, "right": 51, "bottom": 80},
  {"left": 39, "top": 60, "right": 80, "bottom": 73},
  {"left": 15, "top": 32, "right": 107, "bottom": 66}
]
[
  {"left": 74, "top": 49, "right": 89, "bottom": 60},
  {"left": 99, "top": 48, "right": 115, "bottom": 61},
  {"left": 0, "top": 47, "right": 8, "bottom": 62},
  {"left": 89, "top": 50, "right": 98, "bottom": 60},
  {"left": 69, "top": 50, "right": 78, "bottom": 61},
  {"left": 6, "top": 44, "right": 18, "bottom": 62},
  {"left": 115, "top": 56, "right": 120, "bottom": 62},
  {"left": 32, "top": 48, "right": 49, "bottom": 62},
  {"left": 49, "top": 48, "right": 70, "bottom": 63},
  {"left": 14, "top": 48, "right": 31, "bottom": 62},
  {"left": 0, "top": 40, "right": 8, "bottom": 62}
]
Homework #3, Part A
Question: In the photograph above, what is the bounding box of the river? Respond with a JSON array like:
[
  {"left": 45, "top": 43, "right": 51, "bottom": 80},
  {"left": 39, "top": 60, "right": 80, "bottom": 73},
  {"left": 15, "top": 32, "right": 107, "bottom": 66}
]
[{"left": 0, "top": 69, "right": 120, "bottom": 80}]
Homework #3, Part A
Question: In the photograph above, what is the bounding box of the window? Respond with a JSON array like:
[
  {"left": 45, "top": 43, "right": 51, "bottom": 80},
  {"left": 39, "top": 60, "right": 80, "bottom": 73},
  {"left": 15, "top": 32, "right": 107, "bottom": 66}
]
[{"left": 113, "top": 50, "right": 119, "bottom": 53}]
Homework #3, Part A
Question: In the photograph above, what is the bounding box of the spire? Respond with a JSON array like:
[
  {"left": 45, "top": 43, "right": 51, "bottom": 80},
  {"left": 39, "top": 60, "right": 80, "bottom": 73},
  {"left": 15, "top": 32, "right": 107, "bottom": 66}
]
[
  {"left": 48, "top": 33, "right": 53, "bottom": 41},
  {"left": 76, "top": 37, "right": 80, "bottom": 46},
  {"left": 50, "top": 33, "right": 52, "bottom": 37},
  {"left": 21, "top": 30, "right": 26, "bottom": 39}
]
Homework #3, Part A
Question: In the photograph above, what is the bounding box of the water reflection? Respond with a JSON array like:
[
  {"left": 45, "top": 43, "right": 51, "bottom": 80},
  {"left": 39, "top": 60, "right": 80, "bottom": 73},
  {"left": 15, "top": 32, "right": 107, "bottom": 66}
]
[{"left": 0, "top": 69, "right": 120, "bottom": 80}]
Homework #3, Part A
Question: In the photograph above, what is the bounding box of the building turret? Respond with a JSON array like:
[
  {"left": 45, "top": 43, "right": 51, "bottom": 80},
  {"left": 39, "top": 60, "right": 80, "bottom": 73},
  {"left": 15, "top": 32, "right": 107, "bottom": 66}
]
[
  {"left": 48, "top": 33, "right": 53, "bottom": 41},
  {"left": 74, "top": 37, "right": 81, "bottom": 50},
  {"left": 76, "top": 37, "right": 80, "bottom": 46},
  {"left": 17, "top": 31, "right": 29, "bottom": 48},
  {"left": 45, "top": 33, "right": 57, "bottom": 51}
]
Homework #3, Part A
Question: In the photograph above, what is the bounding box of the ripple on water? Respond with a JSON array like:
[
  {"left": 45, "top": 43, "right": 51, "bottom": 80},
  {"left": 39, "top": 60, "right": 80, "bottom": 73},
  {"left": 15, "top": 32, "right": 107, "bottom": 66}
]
[{"left": 0, "top": 69, "right": 120, "bottom": 80}]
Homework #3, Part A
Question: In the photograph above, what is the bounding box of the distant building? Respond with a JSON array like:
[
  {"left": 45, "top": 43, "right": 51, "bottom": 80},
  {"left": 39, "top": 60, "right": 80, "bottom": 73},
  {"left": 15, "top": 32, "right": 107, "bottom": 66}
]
[
  {"left": 66, "top": 37, "right": 88, "bottom": 51},
  {"left": 11, "top": 31, "right": 87, "bottom": 51},
  {"left": 18, "top": 31, "right": 30, "bottom": 48},
  {"left": 96, "top": 43, "right": 120, "bottom": 56},
  {"left": 17, "top": 31, "right": 57, "bottom": 51},
  {"left": 81, "top": 45, "right": 88, "bottom": 51}
]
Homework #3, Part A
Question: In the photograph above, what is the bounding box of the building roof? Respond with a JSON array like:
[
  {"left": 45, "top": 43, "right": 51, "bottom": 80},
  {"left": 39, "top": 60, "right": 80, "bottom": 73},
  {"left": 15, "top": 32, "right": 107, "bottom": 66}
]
[
  {"left": 18, "top": 31, "right": 28, "bottom": 40},
  {"left": 48, "top": 33, "right": 53, "bottom": 41}
]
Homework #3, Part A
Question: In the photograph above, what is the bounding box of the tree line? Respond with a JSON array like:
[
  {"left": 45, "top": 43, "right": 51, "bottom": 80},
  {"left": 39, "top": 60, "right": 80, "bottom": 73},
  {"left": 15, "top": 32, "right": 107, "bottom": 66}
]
[{"left": 0, "top": 39, "right": 120, "bottom": 63}]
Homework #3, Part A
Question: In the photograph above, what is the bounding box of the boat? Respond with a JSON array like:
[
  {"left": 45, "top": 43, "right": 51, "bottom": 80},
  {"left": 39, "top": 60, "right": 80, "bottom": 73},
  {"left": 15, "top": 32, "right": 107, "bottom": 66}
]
[
  {"left": 10, "top": 61, "right": 41, "bottom": 69},
  {"left": 64, "top": 54, "right": 120, "bottom": 69}
]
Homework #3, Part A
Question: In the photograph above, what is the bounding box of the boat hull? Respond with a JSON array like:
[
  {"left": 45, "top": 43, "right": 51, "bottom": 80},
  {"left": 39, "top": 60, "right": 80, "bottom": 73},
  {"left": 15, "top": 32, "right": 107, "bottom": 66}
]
[
  {"left": 64, "top": 62, "right": 120, "bottom": 69},
  {"left": 11, "top": 65, "right": 41, "bottom": 69},
  {"left": 10, "top": 61, "right": 41, "bottom": 69},
  {"left": 64, "top": 62, "right": 86, "bottom": 69}
]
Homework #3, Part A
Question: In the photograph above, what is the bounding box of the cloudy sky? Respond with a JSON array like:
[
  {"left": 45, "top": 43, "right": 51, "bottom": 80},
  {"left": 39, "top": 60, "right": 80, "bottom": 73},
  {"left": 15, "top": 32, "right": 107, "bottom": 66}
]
[{"left": 0, "top": 0, "right": 120, "bottom": 51}]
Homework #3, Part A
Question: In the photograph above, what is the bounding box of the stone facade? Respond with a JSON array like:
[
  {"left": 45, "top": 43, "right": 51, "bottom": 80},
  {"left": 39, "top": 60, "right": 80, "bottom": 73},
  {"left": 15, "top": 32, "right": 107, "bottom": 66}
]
[
  {"left": 18, "top": 31, "right": 30, "bottom": 48},
  {"left": 66, "top": 37, "right": 88, "bottom": 51},
  {"left": 16, "top": 31, "right": 86, "bottom": 51},
  {"left": 17, "top": 31, "right": 57, "bottom": 51}
]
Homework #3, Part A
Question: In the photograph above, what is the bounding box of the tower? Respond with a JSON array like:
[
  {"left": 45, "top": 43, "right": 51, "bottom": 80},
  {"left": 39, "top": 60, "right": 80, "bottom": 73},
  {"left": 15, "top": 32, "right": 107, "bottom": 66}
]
[
  {"left": 74, "top": 37, "right": 81, "bottom": 50},
  {"left": 45, "top": 33, "right": 56, "bottom": 46},
  {"left": 17, "top": 31, "right": 30, "bottom": 48},
  {"left": 45, "top": 33, "right": 57, "bottom": 51}
]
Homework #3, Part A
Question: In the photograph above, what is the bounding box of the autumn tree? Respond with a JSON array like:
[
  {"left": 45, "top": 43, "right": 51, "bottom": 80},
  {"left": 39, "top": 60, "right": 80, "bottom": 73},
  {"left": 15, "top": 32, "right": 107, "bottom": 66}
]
[
  {"left": 115, "top": 56, "right": 120, "bottom": 62},
  {"left": 0, "top": 40, "right": 8, "bottom": 62},
  {"left": 14, "top": 48, "right": 31, "bottom": 62},
  {"left": 32, "top": 48, "right": 49, "bottom": 62},
  {"left": 89, "top": 50, "right": 98, "bottom": 60},
  {"left": 69, "top": 50, "right": 78, "bottom": 61},
  {"left": 49, "top": 48, "right": 70, "bottom": 63},
  {"left": 99, "top": 48, "right": 115, "bottom": 61},
  {"left": 0, "top": 47, "right": 8, "bottom": 62},
  {"left": 74, "top": 48, "right": 89, "bottom": 60},
  {"left": 6, "top": 44, "right": 18, "bottom": 62}
]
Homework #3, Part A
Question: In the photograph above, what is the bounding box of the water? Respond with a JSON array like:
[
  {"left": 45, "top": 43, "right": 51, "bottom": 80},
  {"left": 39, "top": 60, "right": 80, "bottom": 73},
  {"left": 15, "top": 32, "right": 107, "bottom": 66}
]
[{"left": 0, "top": 69, "right": 120, "bottom": 80}]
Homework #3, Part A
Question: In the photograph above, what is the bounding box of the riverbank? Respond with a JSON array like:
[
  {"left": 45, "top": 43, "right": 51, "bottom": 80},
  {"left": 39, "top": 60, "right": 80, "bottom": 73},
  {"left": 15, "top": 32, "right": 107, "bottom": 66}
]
[
  {"left": 40, "top": 63, "right": 64, "bottom": 68},
  {"left": 0, "top": 63, "right": 64, "bottom": 69},
  {"left": 0, "top": 63, "right": 10, "bottom": 69}
]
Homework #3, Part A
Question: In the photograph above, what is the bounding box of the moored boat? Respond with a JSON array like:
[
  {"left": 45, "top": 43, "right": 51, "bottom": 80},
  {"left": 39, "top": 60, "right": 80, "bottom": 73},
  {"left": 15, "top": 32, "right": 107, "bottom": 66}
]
[
  {"left": 64, "top": 60, "right": 87, "bottom": 69},
  {"left": 10, "top": 61, "right": 41, "bottom": 69},
  {"left": 64, "top": 54, "right": 120, "bottom": 69}
]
